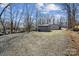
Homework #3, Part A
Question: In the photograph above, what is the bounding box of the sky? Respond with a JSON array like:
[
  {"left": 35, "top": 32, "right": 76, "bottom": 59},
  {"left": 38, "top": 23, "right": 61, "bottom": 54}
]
[
  {"left": 0, "top": 3, "right": 67, "bottom": 18},
  {"left": 35, "top": 3, "right": 66, "bottom": 18}
]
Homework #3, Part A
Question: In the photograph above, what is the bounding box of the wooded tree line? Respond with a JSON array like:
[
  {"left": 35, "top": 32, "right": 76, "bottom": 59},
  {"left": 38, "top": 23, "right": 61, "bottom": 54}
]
[
  {"left": 63, "top": 3, "right": 78, "bottom": 29},
  {"left": 0, "top": 3, "right": 78, "bottom": 34}
]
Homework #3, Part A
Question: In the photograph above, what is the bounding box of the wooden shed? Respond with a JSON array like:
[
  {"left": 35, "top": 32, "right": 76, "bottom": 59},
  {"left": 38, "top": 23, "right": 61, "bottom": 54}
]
[{"left": 38, "top": 24, "right": 51, "bottom": 32}]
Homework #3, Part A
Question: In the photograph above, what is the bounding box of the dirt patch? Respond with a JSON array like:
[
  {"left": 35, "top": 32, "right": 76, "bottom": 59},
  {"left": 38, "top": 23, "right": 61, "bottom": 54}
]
[{"left": 0, "top": 30, "right": 70, "bottom": 56}]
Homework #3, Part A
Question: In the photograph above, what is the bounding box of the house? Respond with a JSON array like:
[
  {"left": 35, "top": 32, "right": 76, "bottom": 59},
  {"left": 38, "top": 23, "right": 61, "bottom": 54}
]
[
  {"left": 38, "top": 24, "right": 51, "bottom": 32},
  {"left": 37, "top": 24, "right": 61, "bottom": 32},
  {"left": 50, "top": 24, "right": 60, "bottom": 30}
]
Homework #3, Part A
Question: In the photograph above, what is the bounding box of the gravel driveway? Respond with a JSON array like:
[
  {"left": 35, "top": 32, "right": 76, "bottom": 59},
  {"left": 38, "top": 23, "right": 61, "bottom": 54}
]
[{"left": 0, "top": 30, "right": 70, "bottom": 56}]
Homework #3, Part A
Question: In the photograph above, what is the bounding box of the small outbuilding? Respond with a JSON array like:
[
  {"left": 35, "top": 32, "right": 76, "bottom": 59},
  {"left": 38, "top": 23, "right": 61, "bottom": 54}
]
[{"left": 38, "top": 24, "right": 51, "bottom": 32}]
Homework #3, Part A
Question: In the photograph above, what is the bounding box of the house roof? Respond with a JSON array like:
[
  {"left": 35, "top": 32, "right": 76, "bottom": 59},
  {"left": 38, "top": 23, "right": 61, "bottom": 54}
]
[
  {"left": 50, "top": 24, "right": 59, "bottom": 25},
  {"left": 38, "top": 24, "right": 59, "bottom": 27},
  {"left": 38, "top": 24, "right": 50, "bottom": 27}
]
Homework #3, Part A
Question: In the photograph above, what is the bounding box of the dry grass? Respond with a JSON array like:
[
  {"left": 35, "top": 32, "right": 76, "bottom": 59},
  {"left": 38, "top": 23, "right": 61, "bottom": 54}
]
[{"left": 65, "top": 30, "right": 79, "bottom": 55}]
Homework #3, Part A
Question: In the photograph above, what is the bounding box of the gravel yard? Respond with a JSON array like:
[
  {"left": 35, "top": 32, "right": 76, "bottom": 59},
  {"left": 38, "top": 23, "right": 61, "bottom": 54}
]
[{"left": 0, "top": 30, "right": 70, "bottom": 56}]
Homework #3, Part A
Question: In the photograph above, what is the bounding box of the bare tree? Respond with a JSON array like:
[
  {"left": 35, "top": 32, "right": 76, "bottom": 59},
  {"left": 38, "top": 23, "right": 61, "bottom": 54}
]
[
  {"left": 9, "top": 4, "right": 14, "bottom": 33},
  {"left": 23, "top": 4, "right": 33, "bottom": 32},
  {"left": 52, "top": 16, "right": 55, "bottom": 24},
  {"left": 13, "top": 9, "right": 19, "bottom": 32},
  {"left": 15, "top": 8, "right": 25, "bottom": 32},
  {"left": 0, "top": 3, "right": 10, "bottom": 34},
  {"left": 63, "top": 3, "right": 77, "bottom": 29},
  {"left": 59, "top": 17, "right": 63, "bottom": 29},
  {"left": 71, "top": 4, "right": 77, "bottom": 28},
  {"left": 63, "top": 3, "right": 72, "bottom": 29},
  {"left": 35, "top": 9, "right": 39, "bottom": 31}
]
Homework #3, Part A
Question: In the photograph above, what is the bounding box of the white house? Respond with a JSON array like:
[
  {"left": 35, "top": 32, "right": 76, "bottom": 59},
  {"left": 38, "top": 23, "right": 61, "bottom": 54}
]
[
  {"left": 37, "top": 24, "right": 60, "bottom": 32},
  {"left": 50, "top": 24, "right": 60, "bottom": 30}
]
